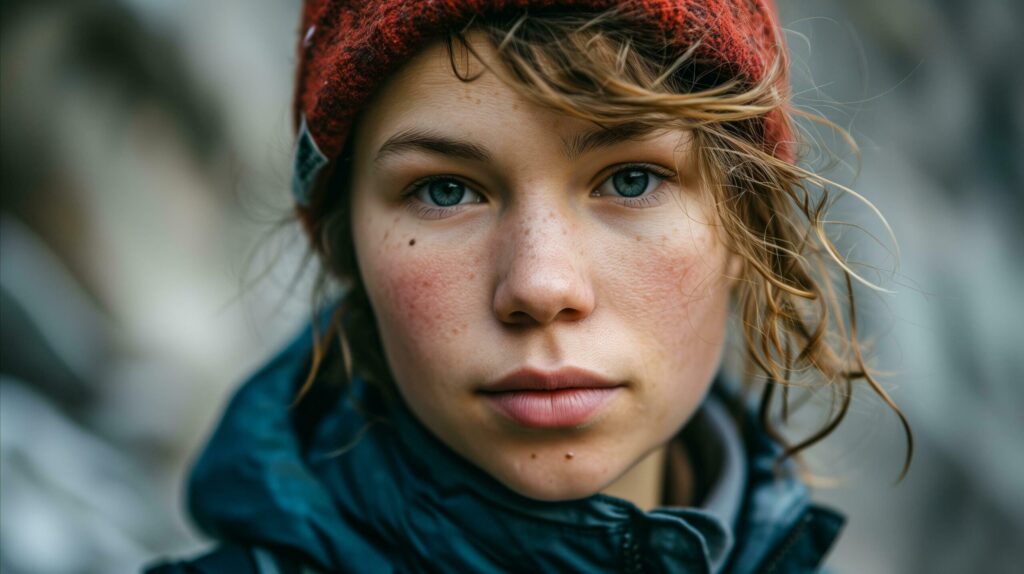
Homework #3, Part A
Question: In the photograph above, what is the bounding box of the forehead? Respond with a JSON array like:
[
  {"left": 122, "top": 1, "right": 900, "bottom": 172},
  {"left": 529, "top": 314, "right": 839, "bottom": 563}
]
[
  {"left": 350, "top": 34, "right": 696, "bottom": 174},
  {"left": 354, "top": 33, "right": 574, "bottom": 146}
]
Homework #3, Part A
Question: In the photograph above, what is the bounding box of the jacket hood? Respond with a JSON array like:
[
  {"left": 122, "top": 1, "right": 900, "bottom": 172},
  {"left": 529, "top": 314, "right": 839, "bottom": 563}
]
[{"left": 186, "top": 316, "right": 837, "bottom": 573}]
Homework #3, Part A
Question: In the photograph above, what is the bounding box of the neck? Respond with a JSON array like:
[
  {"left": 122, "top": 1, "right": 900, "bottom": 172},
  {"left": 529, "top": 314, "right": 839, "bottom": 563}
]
[{"left": 600, "top": 444, "right": 668, "bottom": 511}]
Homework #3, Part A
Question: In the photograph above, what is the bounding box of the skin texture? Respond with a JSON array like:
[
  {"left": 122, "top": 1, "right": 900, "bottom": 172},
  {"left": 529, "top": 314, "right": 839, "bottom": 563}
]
[{"left": 349, "top": 32, "right": 737, "bottom": 505}]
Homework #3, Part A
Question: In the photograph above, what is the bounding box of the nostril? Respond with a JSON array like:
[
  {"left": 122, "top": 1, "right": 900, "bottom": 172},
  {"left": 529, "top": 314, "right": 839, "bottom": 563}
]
[
  {"left": 506, "top": 310, "right": 534, "bottom": 325},
  {"left": 555, "top": 307, "right": 586, "bottom": 322},
  {"left": 502, "top": 305, "right": 587, "bottom": 326}
]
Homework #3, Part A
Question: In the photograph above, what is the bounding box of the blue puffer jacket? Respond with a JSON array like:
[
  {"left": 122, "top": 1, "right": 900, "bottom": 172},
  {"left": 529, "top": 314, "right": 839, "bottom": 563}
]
[{"left": 145, "top": 317, "right": 844, "bottom": 573}]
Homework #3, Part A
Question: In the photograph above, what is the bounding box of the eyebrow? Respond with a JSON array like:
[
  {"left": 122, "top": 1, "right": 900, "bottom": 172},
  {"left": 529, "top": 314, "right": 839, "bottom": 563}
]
[
  {"left": 562, "top": 122, "right": 657, "bottom": 161},
  {"left": 374, "top": 127, "right": 491, "bottom": 164},
  {"left": 373, "top": 122, "right": 658, "bottom": 165}
]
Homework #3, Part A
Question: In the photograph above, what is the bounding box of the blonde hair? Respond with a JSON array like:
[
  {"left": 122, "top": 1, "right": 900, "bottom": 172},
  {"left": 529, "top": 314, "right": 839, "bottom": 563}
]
[{"left": 301, "top": 7, "right": 913, "bottom": 480}]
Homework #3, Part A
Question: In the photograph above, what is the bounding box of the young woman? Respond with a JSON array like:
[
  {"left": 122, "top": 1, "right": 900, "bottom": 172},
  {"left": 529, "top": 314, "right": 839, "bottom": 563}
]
[{"left": 147, "top": 1, "right": 911, "bottom": 572}]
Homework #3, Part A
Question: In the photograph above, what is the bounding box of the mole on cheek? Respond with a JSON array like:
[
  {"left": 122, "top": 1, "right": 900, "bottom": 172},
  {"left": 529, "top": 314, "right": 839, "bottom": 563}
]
[{"left": 409, "top": 238, "right": 416, "bottom": 246}]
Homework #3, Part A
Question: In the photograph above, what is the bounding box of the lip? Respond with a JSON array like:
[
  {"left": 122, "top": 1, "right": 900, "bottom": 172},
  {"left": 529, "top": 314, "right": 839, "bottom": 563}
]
[{"left": 479, "top": 367, "right": 623, "bottom": 428}]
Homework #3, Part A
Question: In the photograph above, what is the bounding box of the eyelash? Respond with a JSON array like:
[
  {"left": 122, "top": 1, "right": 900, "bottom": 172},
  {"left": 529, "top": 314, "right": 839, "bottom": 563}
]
[
  {"left": 401, "top": 162, "right": 677, "bottom": 219},
  {"left": 406, "top": 203, "right": 463, "bottom": 220}
]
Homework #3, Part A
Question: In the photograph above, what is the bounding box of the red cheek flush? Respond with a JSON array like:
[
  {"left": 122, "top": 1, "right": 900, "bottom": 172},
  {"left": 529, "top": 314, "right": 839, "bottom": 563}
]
[{"left": 378, "top": 257, "right": 466, "bottom": 340}]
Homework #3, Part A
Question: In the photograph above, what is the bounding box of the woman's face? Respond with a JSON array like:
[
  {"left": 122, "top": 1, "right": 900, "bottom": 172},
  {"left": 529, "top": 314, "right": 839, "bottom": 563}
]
[{"left": 349, "top": 33, "right": 737, "bottom": 501}]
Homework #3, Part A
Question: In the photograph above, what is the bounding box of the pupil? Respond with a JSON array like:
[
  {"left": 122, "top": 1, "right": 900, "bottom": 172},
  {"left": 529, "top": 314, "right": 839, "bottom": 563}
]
[
  {"left": 613, "top": 170, "right": 648, "bottom": 198},
  {"left": 429, "top": 180, "right": 466, "bottom": 206}
]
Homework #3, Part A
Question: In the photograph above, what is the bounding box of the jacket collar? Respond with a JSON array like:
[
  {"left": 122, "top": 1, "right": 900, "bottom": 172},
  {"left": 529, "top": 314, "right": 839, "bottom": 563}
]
[{"left": 187, "top": 317, "right": 821, "bottom": 573}]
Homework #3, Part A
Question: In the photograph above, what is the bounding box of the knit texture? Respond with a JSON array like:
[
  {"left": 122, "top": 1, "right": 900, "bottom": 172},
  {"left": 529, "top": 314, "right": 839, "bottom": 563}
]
[{"left": 292, "top": 0, "right": 790, "bottom": 229}]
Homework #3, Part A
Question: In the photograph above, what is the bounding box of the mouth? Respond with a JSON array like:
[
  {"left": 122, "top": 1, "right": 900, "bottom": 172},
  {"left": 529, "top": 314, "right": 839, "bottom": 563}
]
[{"left": 478, "top": 367, "right": 624, "bottom": 428}]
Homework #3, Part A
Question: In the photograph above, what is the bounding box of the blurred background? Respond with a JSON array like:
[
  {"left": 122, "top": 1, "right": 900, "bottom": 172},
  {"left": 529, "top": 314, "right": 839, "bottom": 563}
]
[{"left": 1, "top": 0, "right": 1021, "bottom": 572}]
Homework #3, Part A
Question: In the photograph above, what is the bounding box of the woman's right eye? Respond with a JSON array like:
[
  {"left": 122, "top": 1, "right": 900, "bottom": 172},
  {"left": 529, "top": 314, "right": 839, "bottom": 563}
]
[{"left": 409, "top": 177, "right": 484, "bottom": 209}]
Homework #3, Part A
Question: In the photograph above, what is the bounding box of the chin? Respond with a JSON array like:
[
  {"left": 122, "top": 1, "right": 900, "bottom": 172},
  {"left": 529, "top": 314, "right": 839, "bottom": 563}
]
[
  {"left": 486, "top": 451, "right": 624, "bottom": 503},
  {"left": 505, "top": 477, "right": 608, "bottom": 503}
]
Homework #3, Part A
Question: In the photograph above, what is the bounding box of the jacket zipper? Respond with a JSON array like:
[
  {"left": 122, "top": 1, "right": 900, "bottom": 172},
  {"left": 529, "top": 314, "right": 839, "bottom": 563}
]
[
  {"left": 760, "top": 512, "right": 811, "bottom": 573},
  {"left": 622, "top": 527, "right": 644, "bottom": 574}
]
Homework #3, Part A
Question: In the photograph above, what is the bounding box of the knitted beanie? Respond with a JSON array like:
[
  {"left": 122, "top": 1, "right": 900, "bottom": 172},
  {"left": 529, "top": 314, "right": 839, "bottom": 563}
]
[{"left": 291, "top": 0, "right": 790, "bottom": 233}]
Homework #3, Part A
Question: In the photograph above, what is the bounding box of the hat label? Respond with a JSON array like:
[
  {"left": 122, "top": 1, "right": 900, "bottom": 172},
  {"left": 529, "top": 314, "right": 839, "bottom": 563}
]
[{"left": 292, "top": 116, "right": 327, "bottom": 207}]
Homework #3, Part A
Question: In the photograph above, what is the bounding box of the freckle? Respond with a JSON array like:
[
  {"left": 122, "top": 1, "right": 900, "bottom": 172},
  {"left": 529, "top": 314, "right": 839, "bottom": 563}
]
[
  {"left": 564, "top": 452, "right": 574, "bottom": 460},
  {"left": 530, "top": 453, "right": 537, "bottom": 459},
  {"left": 635, "top": 235, "right": 642, "bottom": 241},
  {"left": 467, "top": 272, "right": 476, "bottom": 280},
  {"left": 409, "top": 238, "right": 416, "bottom": 246}
]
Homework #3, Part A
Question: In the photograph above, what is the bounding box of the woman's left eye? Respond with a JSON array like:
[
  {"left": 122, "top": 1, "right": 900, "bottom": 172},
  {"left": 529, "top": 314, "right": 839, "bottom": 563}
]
[{"left": 592, "top": 164, "right": 675, "bottom": 202}]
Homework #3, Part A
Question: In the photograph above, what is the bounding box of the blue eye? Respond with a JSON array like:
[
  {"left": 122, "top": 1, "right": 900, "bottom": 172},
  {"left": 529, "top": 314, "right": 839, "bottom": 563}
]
[
  {"left": 594, "top": 164, "right": 674, "bottom": 199},
  {"left": 611, "top": 169, "right": 650, "bottom": 197},
  {"left": 412, "top": 177, "right": 483, "bottom": 207}
]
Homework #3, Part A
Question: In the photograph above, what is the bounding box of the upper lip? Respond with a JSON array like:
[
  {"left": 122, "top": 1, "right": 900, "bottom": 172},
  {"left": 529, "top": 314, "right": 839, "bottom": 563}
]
[{"left": 480, "top": 367, "right": 622, "bottom": 393}]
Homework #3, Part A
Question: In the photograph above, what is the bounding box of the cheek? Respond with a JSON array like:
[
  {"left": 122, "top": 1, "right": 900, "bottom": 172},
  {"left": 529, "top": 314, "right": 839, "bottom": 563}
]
[
  {"left": 356, "top": 222, "right": 480, "bottom": 376},
  {"left": 380, "top": 260, "right": 465, "bottom": 340},
  {"left": 605, "top": 225, "right": 732, "bottom": 378},
  {"left": 615, "top": 230, "right": 732, "bottom": 436},
  {"left": 624, "top": 231, "right": 726, "bottom": 323}
]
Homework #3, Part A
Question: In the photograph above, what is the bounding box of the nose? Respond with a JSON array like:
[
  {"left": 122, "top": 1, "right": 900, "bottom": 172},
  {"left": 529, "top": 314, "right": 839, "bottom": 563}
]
[{"left": 492, "top": 208, "right": 596, "bottom": 326}]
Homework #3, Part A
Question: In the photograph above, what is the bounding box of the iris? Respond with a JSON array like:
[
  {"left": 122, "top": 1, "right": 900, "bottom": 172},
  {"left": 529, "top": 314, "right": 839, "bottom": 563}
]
[
  {"left": 612, "top": 169, "right": 649, "bottom": 198},
  {"left": 428, "top": 180, "right": 466, "bottom": 206}
]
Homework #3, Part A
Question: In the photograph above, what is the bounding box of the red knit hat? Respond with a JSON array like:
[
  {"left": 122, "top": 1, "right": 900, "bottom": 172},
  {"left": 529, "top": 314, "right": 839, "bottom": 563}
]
[{"left": 291, "top": 0, "right": 790, "bottom": 230}]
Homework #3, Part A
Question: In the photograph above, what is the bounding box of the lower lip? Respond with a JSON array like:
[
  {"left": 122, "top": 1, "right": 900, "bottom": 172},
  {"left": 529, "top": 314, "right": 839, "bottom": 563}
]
[{"left": 482, "top": 387, "right": 621, "bottom": 428}]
